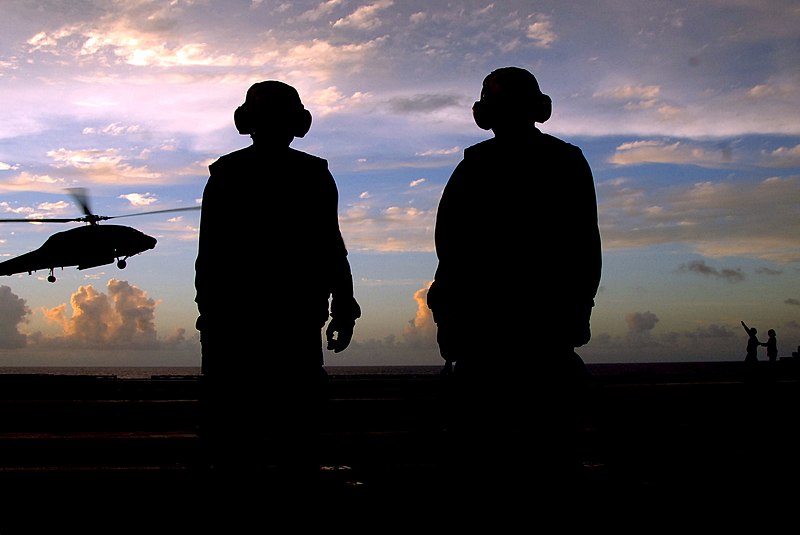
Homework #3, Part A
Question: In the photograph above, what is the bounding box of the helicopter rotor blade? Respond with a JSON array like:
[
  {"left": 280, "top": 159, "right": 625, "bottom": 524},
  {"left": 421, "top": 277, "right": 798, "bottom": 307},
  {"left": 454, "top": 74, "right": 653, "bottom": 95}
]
[
  {"left": 106, "top": 206, "right": 202, "bottom": 219},
  {"left": 0, "top": 217, "right": 84, "bottom": 223},
  {"left": 66, "top": 187, "right": 93, "bottom": 218}
]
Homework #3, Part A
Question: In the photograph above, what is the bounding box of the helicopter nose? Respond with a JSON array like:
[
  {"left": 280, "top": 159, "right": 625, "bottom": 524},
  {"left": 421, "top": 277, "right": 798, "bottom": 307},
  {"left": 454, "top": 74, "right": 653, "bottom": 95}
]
[{"left": 144, "top": 234, "right": 157, "bottom": 250}]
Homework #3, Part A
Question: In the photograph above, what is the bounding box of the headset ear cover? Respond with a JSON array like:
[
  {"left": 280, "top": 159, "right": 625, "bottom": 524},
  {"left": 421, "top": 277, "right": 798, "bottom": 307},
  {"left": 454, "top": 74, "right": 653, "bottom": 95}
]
[
  {"left": 471, "top": 92, "right": 553, "bottom": 130},
  {"left": 294, "top": 107, "right": 312, "bottom": 138},
  {"left": 233, "top": 102, "right": 313, "bottom": 138},
  {"left": 536, "top": 93, "right": 552, "bottom": 124},
  {"left": 472, "top": 100, "right": 492, "bottom": 130},
  {"left": 234, "top": 103, "right": 254, "bottom": 135}
]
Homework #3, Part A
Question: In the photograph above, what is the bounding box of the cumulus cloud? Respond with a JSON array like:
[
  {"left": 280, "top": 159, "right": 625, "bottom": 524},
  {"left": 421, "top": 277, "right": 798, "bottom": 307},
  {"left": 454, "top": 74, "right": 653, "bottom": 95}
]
[
  {"left": 625, "top": 311, "right": 659, "bottom": 335},
  {"left": 401, "top": 283, "right": 436, "bottom": 347},
  {"left": 19, "top": 279, "right": 193, "bottom": 351},
  {"left": 0, "top": 286, "right": 30, "bottom": 349},
  {"left": 118, "top": 192, "right": 158, "bottom": 208},
  {"left": 39, "top": 280, "right": 157, "bottom": 348}
]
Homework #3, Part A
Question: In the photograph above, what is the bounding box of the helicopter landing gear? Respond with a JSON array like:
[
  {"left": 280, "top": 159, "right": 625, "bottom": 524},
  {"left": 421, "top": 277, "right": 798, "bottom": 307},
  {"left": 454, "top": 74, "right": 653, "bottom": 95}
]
[
  {"left": 117, "top": 258, "right": 127, "bottom": 269},
  {"left": 47, "top": 269, "right": 56, "bottom": 283}
]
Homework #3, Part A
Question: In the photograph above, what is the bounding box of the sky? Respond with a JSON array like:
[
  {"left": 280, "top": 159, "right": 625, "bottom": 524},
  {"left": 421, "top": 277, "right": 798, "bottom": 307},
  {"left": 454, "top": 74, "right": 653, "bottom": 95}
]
[{"left": 0, "top": 0, "right": 799, "bottom": 368}]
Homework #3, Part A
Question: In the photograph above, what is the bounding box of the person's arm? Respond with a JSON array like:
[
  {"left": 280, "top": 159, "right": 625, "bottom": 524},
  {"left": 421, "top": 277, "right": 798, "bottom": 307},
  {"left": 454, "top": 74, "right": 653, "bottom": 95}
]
[{"left": 320, "top": 164, "right": 361, "bottom": 353}]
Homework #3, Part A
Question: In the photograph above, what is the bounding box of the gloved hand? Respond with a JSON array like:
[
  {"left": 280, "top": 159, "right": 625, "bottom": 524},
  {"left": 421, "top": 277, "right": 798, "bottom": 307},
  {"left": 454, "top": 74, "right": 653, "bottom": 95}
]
[
  {"left": 326, "top": 296, "right": 361, "bottom": 353},
  {"left": 326, "top": 317, "right": 355, "bottom": 353}
]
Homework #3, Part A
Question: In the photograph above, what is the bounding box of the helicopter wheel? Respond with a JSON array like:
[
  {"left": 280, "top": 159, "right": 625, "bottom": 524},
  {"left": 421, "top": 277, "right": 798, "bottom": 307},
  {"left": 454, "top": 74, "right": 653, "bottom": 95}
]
[
  {"left": 117, "top": 259, "right": 127, "bottom": 269},
  {"left": 47, "top": 274, "right": 56, "bottom": 283}
]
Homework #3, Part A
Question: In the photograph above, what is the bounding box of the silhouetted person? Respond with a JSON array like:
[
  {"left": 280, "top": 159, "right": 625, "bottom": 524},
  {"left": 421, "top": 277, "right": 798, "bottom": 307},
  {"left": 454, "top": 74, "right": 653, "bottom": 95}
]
[
  {"left": 427, "top": 67, "right": 602, "bottom": 512},
  {"left": 194, "top": 81, "right": 361, "bottom": 502},
  {"left": 764, "top": 329, "right": 777, "bottom": 363},
  {"left": 742, "top": 321, "right": 761, "bottom": 364}
]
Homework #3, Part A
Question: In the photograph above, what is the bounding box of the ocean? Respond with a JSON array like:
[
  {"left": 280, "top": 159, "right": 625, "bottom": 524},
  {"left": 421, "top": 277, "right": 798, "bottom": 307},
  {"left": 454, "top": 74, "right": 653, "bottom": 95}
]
[
  {"left": 0, "top": 365, "right": 444, "bottom": 379},
  {"left": 0, "top": 360, "right": 778, "bottom": 381}
]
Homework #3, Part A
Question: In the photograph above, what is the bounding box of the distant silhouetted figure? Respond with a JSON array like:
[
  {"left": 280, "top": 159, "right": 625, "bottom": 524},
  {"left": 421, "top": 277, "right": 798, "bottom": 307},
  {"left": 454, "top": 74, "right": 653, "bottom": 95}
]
[
  {"left": 194, "top": 81, "right": 361, "bottom": 500},
  {"left": 764, "top": 329, "right": 778, "bottom": 363},
  {"left": 427, "top": 67, "right": 602, "bottom": 512},
  {"left": 742, "top": 321, "right": 761, "bottom": 364}
]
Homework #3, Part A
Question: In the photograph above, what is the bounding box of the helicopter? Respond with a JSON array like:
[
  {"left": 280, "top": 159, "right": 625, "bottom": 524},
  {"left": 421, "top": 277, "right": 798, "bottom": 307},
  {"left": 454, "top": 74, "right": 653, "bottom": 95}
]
[{"left": 0, "top": 188, "right": 200, "bottom": 282}]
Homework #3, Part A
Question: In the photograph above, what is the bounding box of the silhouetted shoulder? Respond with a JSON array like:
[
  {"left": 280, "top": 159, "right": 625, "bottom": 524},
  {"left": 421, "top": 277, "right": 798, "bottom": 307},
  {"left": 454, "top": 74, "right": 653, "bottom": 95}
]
[
  {"left": 208, "top": 145, "right": 252, "bottom": 172},
  {"left": 210, "top": 146, "right": 329, "bottom": 173},
  {"left": 463, "top": 130, "right": 583, "bottom": 161},
  {"left": 285, "top": 147, "right": 330, "bottom": 170}
]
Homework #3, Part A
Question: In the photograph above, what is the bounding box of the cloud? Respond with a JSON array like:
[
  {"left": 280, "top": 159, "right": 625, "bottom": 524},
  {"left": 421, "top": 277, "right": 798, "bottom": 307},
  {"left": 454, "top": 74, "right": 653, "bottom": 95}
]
[
  {"left": 415, "top": 147, "right": 460, "bottom": 157},
  {"left": 298, "top": 0, "right": 344, "bottom": 22},
  {"left": 755, "top": 266, "right": 783, "bottom": 276},
  {"left": 761, "top": 144, "right": 800, "bottom": 168},
  {"left": 683, "top": 324, "right": 736, "bottom": 340},
  {"left": 386, "top": 94, "right": 461, "bottom": 114},
  {"left": 0, "top": 172, "right": 68, "bottom": 194},
  {"left": 599, "top": 175, "right": 800, "bottom": 262},
  {"left": 45, "top": 148, "right": 162, "bottom": 185},
  {"left": 118, "top": 192, "right": 158, "bottom": 208},
  {"left": 526, "top": 14, "right": 557, "bottom": 47},
  {"left": 82, "top": 123, "right": 141, "bottom": 136},
  {"left": 340, "top": 202, "right": 436, "bottom": 253},
  {"left": 0, "top": 286, "right": 30, "bottom": 349},
  {"left": 625, "top": 311, "right": 659, "bottom": 335},
  {"left": 25, "top": 279, "right": 190, "bottom": 350},
  {"left": 609, "top": 140, "right": 734, "bottom": 167},
  {"left": 401, "top": 283, "right": 436, "bottom": 348},
  {"left": 677, "top": 260, "right": 745, "bottom": 283},
  {"left": 332, "top": 0, "right": 394, "bottom": 31},
  {"left": 594, "top": 85, "right": 661, "bottom": 105}
]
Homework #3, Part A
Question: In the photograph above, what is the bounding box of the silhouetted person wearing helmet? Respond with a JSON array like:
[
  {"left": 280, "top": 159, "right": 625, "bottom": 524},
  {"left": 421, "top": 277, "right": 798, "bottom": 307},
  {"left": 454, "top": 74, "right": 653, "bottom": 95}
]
[
  {"left": 427, "top": 67, "right": 602, "bottom": 511},
  {"left": 194, "top": 81, "right": 361, "bottom": 502}
]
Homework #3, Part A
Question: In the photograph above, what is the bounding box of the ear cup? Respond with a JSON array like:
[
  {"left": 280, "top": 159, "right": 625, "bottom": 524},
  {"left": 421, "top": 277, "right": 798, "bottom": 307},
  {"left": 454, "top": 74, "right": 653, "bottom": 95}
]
[
  {"left": 472, "top": 100, "right": 492, "bottom": 130},
  {"left": 294, "top": 108, "right": 312, "bottom": 138},
  {"left": 233, "top": 103, "right": 312, "bottom": 138},
  {"left": 473, "top": 93, "right": 551, "bottom": 128},
  {"left": 535, "top": 94, "right": 552, "bottom": 123},
  {"left": 234, "top": 104, "right": 254, "bottom": 135}
]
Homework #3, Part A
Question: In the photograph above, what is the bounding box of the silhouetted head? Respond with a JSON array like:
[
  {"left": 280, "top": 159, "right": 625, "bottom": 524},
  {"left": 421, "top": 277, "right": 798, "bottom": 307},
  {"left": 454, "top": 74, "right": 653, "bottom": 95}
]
[
  {"left": 234, "top": 81, "right": 312, "bottom": 144},
  {"left": 472, "top": 67, "right": 552, "bottom": 133},
  {"left": 768, "top": 329, "right": 776, "bottom": 337},
  {"left": 750, "top": 328, "right": 757, "bottom": 335}
]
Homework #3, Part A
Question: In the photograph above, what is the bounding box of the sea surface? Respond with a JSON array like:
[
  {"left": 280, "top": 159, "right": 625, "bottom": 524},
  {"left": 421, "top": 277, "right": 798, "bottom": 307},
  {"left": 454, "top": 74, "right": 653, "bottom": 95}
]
[
  {"left": 0, "top": 360, "right": 780, "bottom": 380},
  {"left": 0, "top": 365, "right": 444, "bottom": 379}
]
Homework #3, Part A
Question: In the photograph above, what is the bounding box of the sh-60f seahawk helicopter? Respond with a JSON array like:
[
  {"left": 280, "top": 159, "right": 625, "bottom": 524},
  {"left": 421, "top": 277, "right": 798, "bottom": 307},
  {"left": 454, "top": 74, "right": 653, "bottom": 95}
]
[{"left": 0, "top": 188, "right": 200, "bottom": 282}]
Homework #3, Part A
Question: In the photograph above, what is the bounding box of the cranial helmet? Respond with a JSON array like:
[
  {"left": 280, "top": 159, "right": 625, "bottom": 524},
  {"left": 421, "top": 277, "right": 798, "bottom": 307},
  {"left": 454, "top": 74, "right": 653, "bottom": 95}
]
[
  {"left": 233, "top": 80, "right": 313, "bottom": 138},
  {"left": 471, "top": 67, "right": 552, "bottom": 130}
]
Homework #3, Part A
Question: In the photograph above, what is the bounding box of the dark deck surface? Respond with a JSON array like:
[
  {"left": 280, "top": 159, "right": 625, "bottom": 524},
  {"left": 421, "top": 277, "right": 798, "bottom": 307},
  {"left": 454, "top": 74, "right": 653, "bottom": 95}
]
[{"left": 0, "top": 360, "right": 798, "bottom": 532}]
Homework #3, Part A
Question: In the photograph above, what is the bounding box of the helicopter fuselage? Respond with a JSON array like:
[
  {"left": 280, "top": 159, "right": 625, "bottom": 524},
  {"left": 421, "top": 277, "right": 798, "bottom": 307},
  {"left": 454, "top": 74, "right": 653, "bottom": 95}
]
[{"left": 0, "top": 224, "right": 157, "bottom": 280}]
